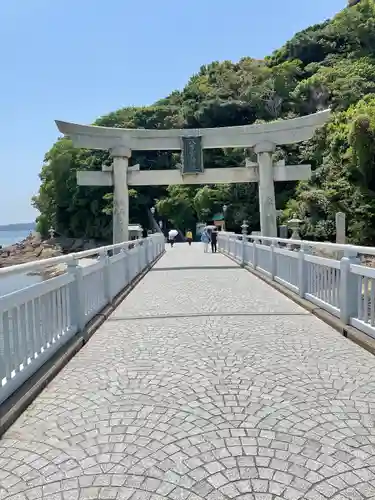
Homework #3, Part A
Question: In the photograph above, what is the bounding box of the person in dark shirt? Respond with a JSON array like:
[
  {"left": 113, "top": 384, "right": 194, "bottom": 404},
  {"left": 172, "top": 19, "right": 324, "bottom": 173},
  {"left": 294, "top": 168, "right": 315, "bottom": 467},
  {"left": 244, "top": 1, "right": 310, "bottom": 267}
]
[{"left": 210, "top": 229, "right": 218, "bottom": 253}]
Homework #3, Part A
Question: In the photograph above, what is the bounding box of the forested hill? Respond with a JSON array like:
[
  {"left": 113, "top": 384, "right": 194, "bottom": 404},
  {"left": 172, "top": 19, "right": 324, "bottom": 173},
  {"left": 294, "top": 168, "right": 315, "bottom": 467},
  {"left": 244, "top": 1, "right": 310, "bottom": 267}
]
[{"left": 33, "top": 0, "right": 375, "bottom": 244}]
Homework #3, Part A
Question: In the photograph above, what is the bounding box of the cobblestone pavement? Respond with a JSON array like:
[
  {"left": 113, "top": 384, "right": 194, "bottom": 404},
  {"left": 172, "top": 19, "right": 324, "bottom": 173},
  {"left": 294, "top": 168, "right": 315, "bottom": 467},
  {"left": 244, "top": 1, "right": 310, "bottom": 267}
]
[{"left": 2, "top": 244, "right": 375, "bottom": 500}]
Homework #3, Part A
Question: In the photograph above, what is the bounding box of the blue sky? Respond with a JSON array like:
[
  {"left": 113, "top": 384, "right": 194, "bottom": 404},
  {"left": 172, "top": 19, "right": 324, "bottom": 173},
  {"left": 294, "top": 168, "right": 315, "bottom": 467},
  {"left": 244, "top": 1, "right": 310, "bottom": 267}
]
[{"left": 0, "top": 0, "right": 346, "bottom": 225}]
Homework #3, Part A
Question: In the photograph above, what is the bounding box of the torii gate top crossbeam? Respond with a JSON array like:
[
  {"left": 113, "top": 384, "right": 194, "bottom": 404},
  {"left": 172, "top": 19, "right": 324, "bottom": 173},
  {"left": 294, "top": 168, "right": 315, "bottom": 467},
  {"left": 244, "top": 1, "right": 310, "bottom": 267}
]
[{"left": 55, "top": 109, "right": 330, "bottom": 151}]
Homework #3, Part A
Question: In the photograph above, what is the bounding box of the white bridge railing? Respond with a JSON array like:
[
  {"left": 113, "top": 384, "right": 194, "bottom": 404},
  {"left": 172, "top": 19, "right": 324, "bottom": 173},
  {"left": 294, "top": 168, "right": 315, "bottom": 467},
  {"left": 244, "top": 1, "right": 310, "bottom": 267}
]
[
  {"left": 0, "top": 234, "right": 164, "bottom": 405},
  {"left": 219, "top": 232, "right": 375, "bottom": 339}
]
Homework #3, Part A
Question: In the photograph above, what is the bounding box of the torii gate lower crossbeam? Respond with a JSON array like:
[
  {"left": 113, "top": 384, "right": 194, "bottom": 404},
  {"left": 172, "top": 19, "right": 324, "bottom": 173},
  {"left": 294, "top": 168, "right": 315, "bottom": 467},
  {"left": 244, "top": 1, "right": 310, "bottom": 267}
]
[{"left": 77, "top": 160, "right": 311, "bottom": 242}]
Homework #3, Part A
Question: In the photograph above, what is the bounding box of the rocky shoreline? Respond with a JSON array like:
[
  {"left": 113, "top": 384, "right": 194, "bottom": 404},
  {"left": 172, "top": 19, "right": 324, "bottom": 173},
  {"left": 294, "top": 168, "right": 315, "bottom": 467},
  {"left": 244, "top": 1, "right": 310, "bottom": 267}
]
[{"left": 0, "top": 234, "right": 105, "bottom": 270}]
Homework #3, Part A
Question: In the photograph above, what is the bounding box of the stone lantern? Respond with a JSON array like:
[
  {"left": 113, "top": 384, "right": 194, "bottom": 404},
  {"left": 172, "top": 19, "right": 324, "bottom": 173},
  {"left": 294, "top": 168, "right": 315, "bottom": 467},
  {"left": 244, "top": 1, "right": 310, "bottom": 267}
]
[
  {"left": 241, "top": 220, "right": 249, "bottom": 236},
  {"left": 288, "top": 214, "right": 302, "bottom": 240},
  {"left": 48, "top": 227, "right": 55, "bottom": 240}
]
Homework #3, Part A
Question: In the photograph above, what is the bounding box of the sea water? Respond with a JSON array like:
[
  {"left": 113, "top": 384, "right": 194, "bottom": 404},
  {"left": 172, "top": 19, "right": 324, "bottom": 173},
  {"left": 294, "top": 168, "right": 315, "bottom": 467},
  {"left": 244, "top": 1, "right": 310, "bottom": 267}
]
[
  {"left": 0, "top": 229, "right": 31, "bottom": 248},
  {"left": 0, "top": 229, "right": 41, "bottom": 295}
]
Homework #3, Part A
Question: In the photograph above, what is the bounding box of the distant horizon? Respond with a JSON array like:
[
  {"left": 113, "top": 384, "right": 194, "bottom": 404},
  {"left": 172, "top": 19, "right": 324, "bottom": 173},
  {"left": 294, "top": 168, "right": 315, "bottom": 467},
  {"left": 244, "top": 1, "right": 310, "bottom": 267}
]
[{"left": 0, "top": 222, "right": 36, "bottom": 231}]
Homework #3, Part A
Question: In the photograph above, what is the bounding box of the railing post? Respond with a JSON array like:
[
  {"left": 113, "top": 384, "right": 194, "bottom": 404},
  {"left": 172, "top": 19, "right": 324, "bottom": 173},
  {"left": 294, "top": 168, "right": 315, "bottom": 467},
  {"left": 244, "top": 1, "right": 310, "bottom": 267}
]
[
  {"left": 100, "top": 250, "right": 112, "bottom": 302},
  {"left": 241, "top": 236, "right": 245, "bottom": 266},
  {"left": 121, "top": 244, "right": 129, "bottom": 286},
  {"left": 148, "top": 237, "right": 152, "bottom": 265},
  {"left": 253, "top": 240, "right": 258, "bottom": 269},
  {"left": 149, "top": 237, "right": 152, "bottom": 263},
  {"left": 240, "top": 221, "right": 249, "bottom": 265},
  {"left": 270, "top": 240, "right": 276, "bottom": 279},
  {"left": 149, "top": 238, "right": 153, "bottom": 262},
  {"left": 151, "top": 237, "right": 155, "bottom": 263},
  {"left": 143, "top": 239, "right": 146, "bottom": 269},
  {"left": 298, "top": 244, "right": 307, "bottom": 298},
  {"left": 340, "top": 252, "right": 359, "bottom": 325},
  {"left": 144, "top": 238, "right": 148, "bottom": 267},
  {"left": 67, "top": 258, "right": 86, "bottom": 332},
  {"left": 137, "top": 241, "right": 142, "bottom": 272}
]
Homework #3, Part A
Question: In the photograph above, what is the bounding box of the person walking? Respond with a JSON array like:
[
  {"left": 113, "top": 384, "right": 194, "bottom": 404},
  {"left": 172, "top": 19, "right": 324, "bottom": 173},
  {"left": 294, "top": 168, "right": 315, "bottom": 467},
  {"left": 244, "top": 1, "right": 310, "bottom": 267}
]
[
  {"left": 168, "top": 229, "right": 178, "bottom": 247},
  {"left": 186, "top": 229, "right": 193, "bottom": 246},
  {"left": 210, "top": 228, "right": 218, "bottom": 253},
  {"left": 201, "top": 229, "right": 210, "bottom": 253}
]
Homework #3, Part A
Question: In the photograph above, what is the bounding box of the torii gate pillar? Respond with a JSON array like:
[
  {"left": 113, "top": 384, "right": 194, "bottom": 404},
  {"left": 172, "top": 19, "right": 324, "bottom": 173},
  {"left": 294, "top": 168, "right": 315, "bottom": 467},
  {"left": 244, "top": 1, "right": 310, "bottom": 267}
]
[
  {"left": 255, "top": 141, "right": 278, "bottom": 238},
  {"left": 110, "top": 146, "right": 131, "bottom": 243}
]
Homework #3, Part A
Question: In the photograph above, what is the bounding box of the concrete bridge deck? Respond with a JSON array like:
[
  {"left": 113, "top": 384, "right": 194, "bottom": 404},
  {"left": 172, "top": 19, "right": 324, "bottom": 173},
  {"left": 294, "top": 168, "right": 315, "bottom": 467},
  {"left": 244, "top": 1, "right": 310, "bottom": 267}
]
[{"left": 2, "top": 244, "right": 375, "bottom": 500}]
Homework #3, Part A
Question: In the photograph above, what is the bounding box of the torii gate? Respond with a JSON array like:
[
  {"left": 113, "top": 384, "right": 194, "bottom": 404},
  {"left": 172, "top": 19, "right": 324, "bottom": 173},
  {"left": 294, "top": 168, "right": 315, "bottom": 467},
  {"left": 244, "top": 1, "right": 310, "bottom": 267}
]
[{"left": 55, "top": 109, "right": 330, "bottom": 243}]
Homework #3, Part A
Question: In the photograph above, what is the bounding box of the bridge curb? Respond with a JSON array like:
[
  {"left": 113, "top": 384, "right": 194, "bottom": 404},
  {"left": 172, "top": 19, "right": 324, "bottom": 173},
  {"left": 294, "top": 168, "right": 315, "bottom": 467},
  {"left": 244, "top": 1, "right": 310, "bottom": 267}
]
[
  {"left": 224, "top": 252, "right": 375, "bottom": 357},
  {"left": 0, "top": 250, "right": 166, "bottom": 438}
]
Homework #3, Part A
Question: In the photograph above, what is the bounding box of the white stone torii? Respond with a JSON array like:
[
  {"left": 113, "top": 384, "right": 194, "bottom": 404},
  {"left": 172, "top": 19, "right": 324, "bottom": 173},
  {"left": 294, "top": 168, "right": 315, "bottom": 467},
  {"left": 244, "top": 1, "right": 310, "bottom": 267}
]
[{"left": 55, "top": 110, "right": 330, "bottom": 243}]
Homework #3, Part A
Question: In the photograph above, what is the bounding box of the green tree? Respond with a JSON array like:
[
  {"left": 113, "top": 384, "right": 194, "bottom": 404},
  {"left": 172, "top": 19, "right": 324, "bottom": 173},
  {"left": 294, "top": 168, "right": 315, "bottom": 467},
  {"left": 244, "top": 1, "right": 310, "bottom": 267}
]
[
  {"left": 33, "top": 0, "right": 375, "bottom": 245},
  {"left": 156, "top": 186, "right": 197, "bottom": 232}
]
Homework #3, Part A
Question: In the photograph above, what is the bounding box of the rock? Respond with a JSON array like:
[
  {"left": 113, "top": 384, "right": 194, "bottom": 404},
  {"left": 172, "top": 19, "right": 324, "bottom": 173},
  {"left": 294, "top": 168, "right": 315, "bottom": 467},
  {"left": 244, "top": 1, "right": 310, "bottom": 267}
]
[
  {"left": 83, "top": 240, "right": 97, "bottom": 250},
  {"left": 70, "top": 239, "right": 85, "bottom": 251},
  {"left": 40, "top": 247, "right": 60, "bottom": 258},
  {"left": 0, "top": 234, "right": 62, "bottom": 268},
  {"left": 0, "top": 233, "right": 107, "bottom": 269}
]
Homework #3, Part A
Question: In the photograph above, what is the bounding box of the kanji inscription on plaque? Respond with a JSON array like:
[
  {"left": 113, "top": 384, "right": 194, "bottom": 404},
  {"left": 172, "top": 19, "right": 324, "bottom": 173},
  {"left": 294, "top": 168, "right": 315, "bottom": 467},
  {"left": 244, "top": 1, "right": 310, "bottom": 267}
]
[{"left": 181, "top": 136, "right": 204, "bottom": 174}]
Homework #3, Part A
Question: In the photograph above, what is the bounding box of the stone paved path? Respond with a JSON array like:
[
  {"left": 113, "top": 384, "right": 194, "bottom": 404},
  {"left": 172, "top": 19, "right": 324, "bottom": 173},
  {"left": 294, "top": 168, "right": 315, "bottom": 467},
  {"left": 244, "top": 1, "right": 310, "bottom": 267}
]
[{"left": 2, "top": 244, "right": 375, "bottom": 500}]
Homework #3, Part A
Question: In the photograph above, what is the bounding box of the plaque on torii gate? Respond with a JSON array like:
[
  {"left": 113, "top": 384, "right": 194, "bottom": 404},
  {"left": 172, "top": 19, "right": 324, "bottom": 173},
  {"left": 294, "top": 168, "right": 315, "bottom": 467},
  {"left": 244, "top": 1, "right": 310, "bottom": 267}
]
[
  {"left": 56, "top": 109, "right": 330, "bottom": 243},
  {"left": 181, "top": 136, "right": 204, "bottom": 174}
]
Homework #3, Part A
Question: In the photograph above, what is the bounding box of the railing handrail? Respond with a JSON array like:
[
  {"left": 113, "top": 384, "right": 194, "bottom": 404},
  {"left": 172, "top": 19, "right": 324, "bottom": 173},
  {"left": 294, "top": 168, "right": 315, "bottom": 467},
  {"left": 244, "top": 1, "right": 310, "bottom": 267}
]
[
  {"left": 218, "top": 231, "right": 375, "bottom": 341},
  {"left": 0, "top": 233, "right": 165, "bottom": 406},
  {"left": 0, "top": 235, "right": 159, "bottom": 277},
  {"left": 219, "top": 231, "right": 375, "bottom": 256}
]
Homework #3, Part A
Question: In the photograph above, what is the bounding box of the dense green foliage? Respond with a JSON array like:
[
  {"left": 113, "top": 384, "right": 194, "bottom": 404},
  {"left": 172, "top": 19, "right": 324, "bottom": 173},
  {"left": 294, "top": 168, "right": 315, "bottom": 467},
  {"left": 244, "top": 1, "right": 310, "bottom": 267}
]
[{"left": 33, "top": 0, "right": 375, "bottom": 243}]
